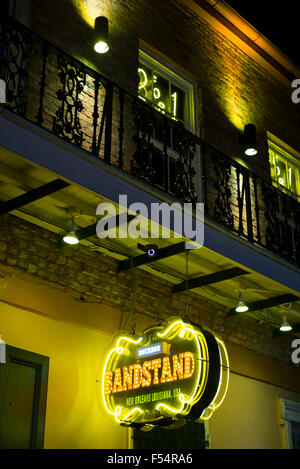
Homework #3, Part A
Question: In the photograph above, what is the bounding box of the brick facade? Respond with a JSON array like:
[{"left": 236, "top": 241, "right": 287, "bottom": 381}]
[
  {"left": 0, "top": 213, "right": 294, "bottom": 364},
  {"left": 29, "top": 0, "right": 300, "bottom": 180}
]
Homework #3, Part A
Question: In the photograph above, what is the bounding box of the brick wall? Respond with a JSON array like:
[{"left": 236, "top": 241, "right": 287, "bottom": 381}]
[
  {"left": 29, "top": 0, "right": 300, "bottom": 181},
  {"left": 0, "top": 213, "right": 294, "bottom": 364},
  {"left": 5, "top": 0, "right": 293, "bottom": 264}
]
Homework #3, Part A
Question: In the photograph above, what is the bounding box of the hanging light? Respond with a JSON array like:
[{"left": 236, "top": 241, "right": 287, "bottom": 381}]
[
  {"left": 94, "top": 16, "right": 109, "bottom": 54},
  {"left": 279, "top": 315, "right": 293, "bottom": 332},
  {"left": 243, "top": 124, "right": 258, "bottom": 156},
  {"left": 235, "top": 292, "right": 249, "bottom": 313},
  {"left": 235, "top": 300, "right": 249, "bottom": 313},
  {"left": 63, "top": 219, "right": 79, "bottom": 245}
]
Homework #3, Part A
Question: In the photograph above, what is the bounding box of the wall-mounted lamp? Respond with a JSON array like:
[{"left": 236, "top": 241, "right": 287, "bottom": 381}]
[
  {"left": 240, "top": 124, "right": 258, "bottom": 157},
  {"left": 94, "top": 16, "right": 109, "bottom": 54}
]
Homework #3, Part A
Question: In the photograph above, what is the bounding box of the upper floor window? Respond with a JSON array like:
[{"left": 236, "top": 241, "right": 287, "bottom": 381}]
[
  {"left": 268, "top": 139, "right": 300, "bottom": 201},
  {"left": 138, "top": 47, "right": 195, "bottom": 132},
  {"left": 5, "top": 0, "right": 32, "bottom": 26}
]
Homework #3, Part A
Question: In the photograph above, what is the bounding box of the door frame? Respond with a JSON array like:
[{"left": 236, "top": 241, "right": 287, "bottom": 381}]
[{"left": 0, "top": 345, "right": 49, "bottom": 449}]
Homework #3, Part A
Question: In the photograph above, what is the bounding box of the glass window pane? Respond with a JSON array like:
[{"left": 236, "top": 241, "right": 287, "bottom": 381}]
[
  {"left": 268, "top": 141, "right": 300, "bottom": 199},
  {"left": 275, "top": 157, "right": 287, "bottom": 188},
  {"left": 291, "top": 421, "right": 300, "bottom": 449},
  {"left": 269, "top": 149, "right": 277, "bottom": 181},
  {"left": 138, "top": 59, "right": 187, "bottom": 126}
]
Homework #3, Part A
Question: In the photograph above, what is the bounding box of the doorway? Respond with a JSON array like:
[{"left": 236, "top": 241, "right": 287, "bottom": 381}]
[
  {"left": 133, "top": 420, "right": 208, "bottom": 449},
  {"left": 0, "top": 345, "right": 49, "bottom": 449}
]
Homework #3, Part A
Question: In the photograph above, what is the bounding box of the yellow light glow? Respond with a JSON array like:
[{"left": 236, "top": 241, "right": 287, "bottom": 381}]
[
  {"left": 196, "top": 336, "right": 230, "bottom": 422},
  {"left": 102, "top": 335, "right": 142, "bottom": 424},
  {"left": 155, "top": 319, "right": 208, "bottom": 417},
  {"left": 171, "top": 91, "right": 177, "bottom": 117},
  {"left": 153, "top": 88, "right": 161, "bottom": 99},
  {"left": 102, "top": 319, "right": 229, "bottom": 426},
  {"left": 138, "top": 68, "right": 148, "bottom": 98}
]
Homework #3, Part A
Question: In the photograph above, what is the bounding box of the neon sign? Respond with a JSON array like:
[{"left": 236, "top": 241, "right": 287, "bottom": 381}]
[
  {"left": 102, "top": 317, "right": 229, "bottom": 428},
  {"left": 138, "top": 65, "right": 185, "bottom": 122}
]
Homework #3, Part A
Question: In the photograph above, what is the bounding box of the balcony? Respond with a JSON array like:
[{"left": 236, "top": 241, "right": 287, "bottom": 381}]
[{"left": 0, "top": 17, "right": 299, "bottom": 267}]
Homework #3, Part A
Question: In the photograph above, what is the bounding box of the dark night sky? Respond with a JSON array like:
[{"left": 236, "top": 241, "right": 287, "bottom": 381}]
[{"left": 224, "top": 1, "right": 300, "bottom": 67}]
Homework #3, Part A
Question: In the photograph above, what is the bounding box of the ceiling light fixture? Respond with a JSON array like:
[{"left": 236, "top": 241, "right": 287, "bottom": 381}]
[
  {"left": 235, "top": 292, "right": 249, "bottom": 313},
  {"left": 63, "top": 218, "right": 79, "bottom": 245},
  {"left": 279, "top": 315, "right": 293, "bottom": 332},
  {"left": 94, "top": 16, "right": 109, "bottom": 54}
]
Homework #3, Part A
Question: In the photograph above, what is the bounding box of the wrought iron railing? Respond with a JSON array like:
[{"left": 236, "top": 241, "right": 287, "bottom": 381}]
[
  {"left": 0, "top": 16, "right": 299, "bottom": 266},
  {"left": 202, "top": 142, "right": 300, "bottom": 265}
]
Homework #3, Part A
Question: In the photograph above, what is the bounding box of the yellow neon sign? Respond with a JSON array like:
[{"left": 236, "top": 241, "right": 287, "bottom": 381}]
[
  {"left": 137, "top": 66, "right": 182, "bottom": 120},
  {"left": 101, "top": 317, "right": 229, "bottom": 428}
]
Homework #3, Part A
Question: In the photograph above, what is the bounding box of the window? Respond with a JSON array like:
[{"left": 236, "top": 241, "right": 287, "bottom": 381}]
[
  {"left": 268, "top": 139, "right": 300, "bottom": 201},
  {"left": 134, "top": 47, "right": 199, "bottom": 200},
  {"left": 6, "top": 0, "right": 32, "bottom": 26},
  {"left": 138, "top": 47, "right": 195, "bottom": 132},
  {"left": 280, "top": 399, "right": 300, "bottom": 449}
]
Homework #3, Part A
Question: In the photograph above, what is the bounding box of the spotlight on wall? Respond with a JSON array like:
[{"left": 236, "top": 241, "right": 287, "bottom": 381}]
[
  {"left": 240, "top": 124, "right": 258, "bottom": 157},
  {"left": 138, "top": 243, "right": 159, "bottom": 258},
  {"left": 94, "top": 16, "right": 109, "bottom": 54}
]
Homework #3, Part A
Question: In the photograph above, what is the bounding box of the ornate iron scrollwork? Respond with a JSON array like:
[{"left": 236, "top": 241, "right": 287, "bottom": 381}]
[
  {"left": 261, "top": 182, "right": 281, "bottom": 254},
  {"left": 0, "top": 19, "right": 33, "bottom": 115},
  {"left": 209, "top": 146, "right": 234, "bottom": 228},
  {"left": 173, "top": 127, "right": 197, "bottom": 203},
  {"left": 131, "top": 99, "right": 162, "bottom": 187},
  {"left": 131, "top": 99, "right": 197, "bottom": 202},
  {"left": 53, "top": 55, "right": 86, "bottom": 146}
]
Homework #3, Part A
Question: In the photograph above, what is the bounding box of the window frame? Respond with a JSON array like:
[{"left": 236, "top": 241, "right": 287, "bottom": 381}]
[
  {"left": 280, "top": 398, "right": 300, "bottom": 449},
  {"left": 268, "top": 138, "right": 300, "bottom": 201},
  {"left": 7, "top": 0, "right": 32, "bottom": 26}
]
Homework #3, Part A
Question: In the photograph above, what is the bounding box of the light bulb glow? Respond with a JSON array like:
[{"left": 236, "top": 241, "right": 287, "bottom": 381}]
[
  {"left": 235, "top": 301, "right": 249, "bottom": 313},
  {"left": 94, "top": 41, "right": 109, "bottom": 53},
  {"left": 245, "top": 147, "right": 258, "bottom": 156},
  {"left": 63, "top": 231, "right": 79, "bottom": 245},
  {"left": 280, "top": 321, "right": 292, "bottom": 332}
]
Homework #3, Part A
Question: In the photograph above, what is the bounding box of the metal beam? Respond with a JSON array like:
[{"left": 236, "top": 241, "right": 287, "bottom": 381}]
[
  {"left": 77, "top": 214, "right": 136, "bottom": 240},
  {"left": 117, "top": 242, "right": 186, "bottom": 272},
  {"left": 0, "top": 179, "right": 70, "bottom": 215},
  {"left": 228, "top": 293, "right": 300, "bottom": 317},
  {"left": 172, "top": 267, "right": 249, "bottom": 293}
]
